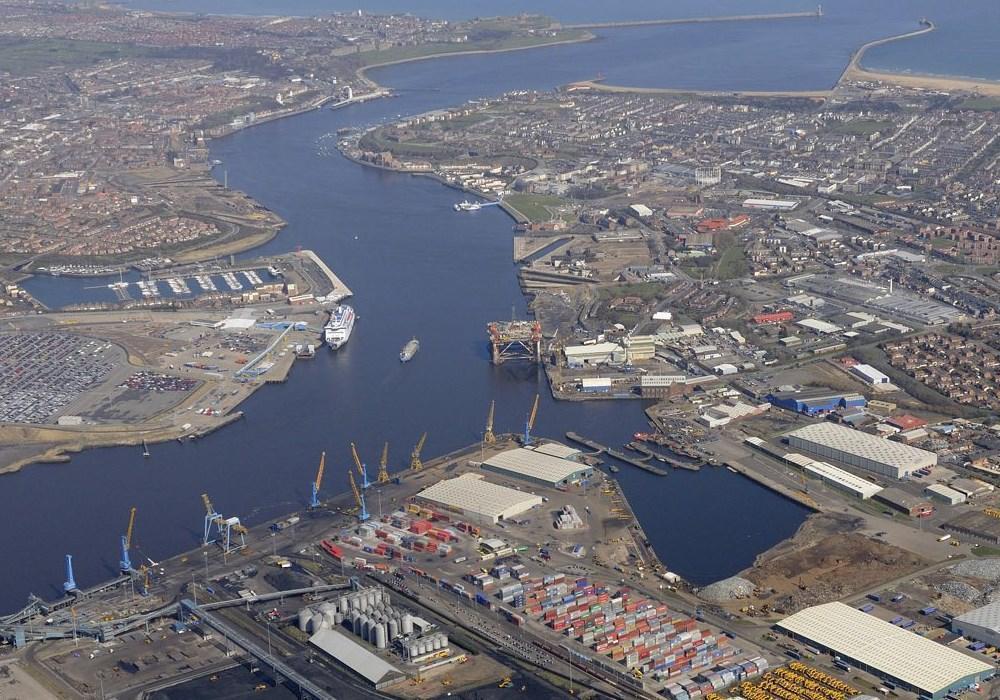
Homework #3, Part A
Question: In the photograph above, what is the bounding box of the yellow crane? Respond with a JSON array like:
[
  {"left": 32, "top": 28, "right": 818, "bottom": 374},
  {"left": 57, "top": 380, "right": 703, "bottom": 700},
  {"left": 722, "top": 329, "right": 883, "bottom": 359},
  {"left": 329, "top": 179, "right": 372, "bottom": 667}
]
[
  {"left": 410, "top": 432, "right": 427, "bottom": 471},
  {"left": 377, "top": 442, "right": 390, "bottom": 483},
  {"left": 120, "top": 505, "right": 138, "bottom": 572},
  {"left": 348, "top": 469, "right": 369, "bottom": 521},
  {"left": 310, "top": 451, "right": 326, "bottom": 508},
  {"left": 483, "top": 400, "right": 497, "bottom": 444},
  {"left": 125, "top": 506, "right": 137, "bottom": 549},
  {"left": 523, "top": 393, "right": 539, "bottom": 444},
  {"left": 351, "top": 442, "right": 371, "bottom": 488}
]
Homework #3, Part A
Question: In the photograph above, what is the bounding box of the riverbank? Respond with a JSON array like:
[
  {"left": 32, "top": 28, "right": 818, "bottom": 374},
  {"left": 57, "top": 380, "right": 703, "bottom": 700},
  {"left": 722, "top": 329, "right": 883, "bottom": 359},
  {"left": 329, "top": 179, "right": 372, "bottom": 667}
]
[
  {"left": 355, "top": 31, "right": 596, "bottom": 87},
  {"left": 564, "top": 79, "right": 831, "bottom": 99}
]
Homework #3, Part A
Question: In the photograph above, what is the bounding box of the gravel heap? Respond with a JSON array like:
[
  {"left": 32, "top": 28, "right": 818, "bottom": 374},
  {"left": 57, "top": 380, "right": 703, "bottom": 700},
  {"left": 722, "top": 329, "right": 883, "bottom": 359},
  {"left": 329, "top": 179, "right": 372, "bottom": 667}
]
[
  {"left": 950, "top": 558, "right": 1000, "bottom": 582},
  {"left": 937, "top": 580, "right": 983, "bottom": 604},
  {"left": 698, "top": 576, "right": 755, "bottom": 602}
]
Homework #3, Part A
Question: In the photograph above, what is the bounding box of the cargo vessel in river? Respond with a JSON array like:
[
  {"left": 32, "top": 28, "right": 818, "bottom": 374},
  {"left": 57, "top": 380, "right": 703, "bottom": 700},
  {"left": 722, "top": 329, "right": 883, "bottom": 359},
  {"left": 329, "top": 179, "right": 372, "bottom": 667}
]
[
  {"left": 324, "top": 305, "right": 355, "bottom": 349},
  {"left": 400, "top": 337, "right": 419, "bottom": 362}
]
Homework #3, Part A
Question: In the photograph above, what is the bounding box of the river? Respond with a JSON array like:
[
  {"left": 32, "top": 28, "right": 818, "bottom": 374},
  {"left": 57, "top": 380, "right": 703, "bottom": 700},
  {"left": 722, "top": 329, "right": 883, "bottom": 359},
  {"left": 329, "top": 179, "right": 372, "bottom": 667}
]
[{"left": 14, "top": 1, "right": 974, "bottom": 611}]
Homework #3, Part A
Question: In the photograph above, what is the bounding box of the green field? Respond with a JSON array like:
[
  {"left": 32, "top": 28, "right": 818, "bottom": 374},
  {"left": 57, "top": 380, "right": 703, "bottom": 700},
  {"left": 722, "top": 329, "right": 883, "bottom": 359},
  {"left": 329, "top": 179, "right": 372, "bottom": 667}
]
[
  {"left": 714, "top": 233, "right": 748, "bottom": 280},
  {"left": 0, "top": 38, "right": 153, "bottom": 76},
  {"left": 958, "top": 96, "right": 1000, "bottom": 112},
  {"left": 360, "top": 29, "right": 590, "bottom": 67},
  {"left": 503, "top": 193, "right": 570, "bottom": 223}
]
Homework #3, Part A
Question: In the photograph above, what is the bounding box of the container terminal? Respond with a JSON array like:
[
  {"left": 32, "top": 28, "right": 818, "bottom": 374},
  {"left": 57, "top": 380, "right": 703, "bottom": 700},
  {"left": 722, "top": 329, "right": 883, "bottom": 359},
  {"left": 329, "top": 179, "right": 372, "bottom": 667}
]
[{"left": 2, "top": 418, "right": 995, "bottom": 699}]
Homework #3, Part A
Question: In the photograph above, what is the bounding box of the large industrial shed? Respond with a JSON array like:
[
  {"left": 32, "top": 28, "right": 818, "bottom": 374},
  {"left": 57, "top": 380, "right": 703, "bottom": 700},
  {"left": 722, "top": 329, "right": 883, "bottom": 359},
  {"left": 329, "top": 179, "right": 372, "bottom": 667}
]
[
  {"left": 482, "top": 447, "right": 594, "bottom": 487},
  {"left": 777, "top": 603, "right": 993, "bottom": 699},
  {"left": 953, "top": 600, "right": 1000, "bottom": 649},
  {"left": 415, "top": 473, "right": 543, "bottom": 524},
  {"left": 785, "top": 422, "right": 936, "bottom": 479},
  {"left": 768, "top": 389, "right": 867, "bottom": 416}
]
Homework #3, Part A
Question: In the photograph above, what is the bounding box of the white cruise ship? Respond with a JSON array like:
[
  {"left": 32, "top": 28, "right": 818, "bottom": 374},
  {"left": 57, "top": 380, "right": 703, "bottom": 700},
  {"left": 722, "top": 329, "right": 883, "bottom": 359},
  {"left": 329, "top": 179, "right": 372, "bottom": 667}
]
[{"left": 324, "top": 304, "right": 356, "bottom": 349}]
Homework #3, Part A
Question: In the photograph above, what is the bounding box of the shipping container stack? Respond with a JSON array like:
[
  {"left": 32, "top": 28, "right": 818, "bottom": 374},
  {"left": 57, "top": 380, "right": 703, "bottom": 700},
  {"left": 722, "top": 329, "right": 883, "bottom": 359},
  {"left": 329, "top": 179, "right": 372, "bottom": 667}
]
[
  {"left": 319, "top": 509, "right": 472, "bottom": 569},
  {"left": 664, "top": 657, "right": 769, "bottom": 700},
  {"left": 519, "top": 575, "right": 739, "bottom": 680}
]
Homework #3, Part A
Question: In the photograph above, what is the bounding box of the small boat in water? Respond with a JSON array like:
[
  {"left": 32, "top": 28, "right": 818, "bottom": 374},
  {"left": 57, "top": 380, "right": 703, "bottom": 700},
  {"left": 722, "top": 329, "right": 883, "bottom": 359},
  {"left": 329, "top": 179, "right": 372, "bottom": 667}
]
[
  {"left": 608, "top": 465, "right": 620, "bottom": 474},
  {"left": 142, "top": 440, "right": 150, "bottom": 458},
  {"left": 400, "top": 338, "right": 419, "bottom": 362}
]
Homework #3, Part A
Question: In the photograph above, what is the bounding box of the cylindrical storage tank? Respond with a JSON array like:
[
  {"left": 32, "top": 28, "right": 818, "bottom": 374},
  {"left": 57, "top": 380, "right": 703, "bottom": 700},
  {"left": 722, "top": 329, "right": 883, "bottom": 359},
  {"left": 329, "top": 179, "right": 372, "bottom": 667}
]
[
  {"left": 402, "top": 614, "right": 414, "bottom": 635},
  {"left": 334, "top": 612, "right": 344, "bottom": 626},
  {"left": 308, "top": 615, "right": 325, "bottom": 633},
  {"left": 388, "top": 619, "right": 399, "bottom": 640},
  {"left": 339, "top": 595, "right": 349, "bottom": 613},
  {"left": 375, "top": 623, "right": 387, "bottom": 649},
  {"left": 352, "top": 613, "right": 363, "bottom": 635},
  {"left": 297, "top": 609, "right": 313, "bottom": 632},
  {"left": 440, "top": 633, "right": 448, "bottom": 648},
  {"left": 323, "top": 610, "right": 336, "bottom": 627},
  {"left": 368, "top": 590, "right": 377, "bottom": 609},
  {"left": 420, "top": 641, "right": 430, "bottom": 656},
  {"left": 432, "top": 636, "right": 442, "bottom": 651},
  {"left": 363, "top": 617, "right": 373, "bottom": 642}
]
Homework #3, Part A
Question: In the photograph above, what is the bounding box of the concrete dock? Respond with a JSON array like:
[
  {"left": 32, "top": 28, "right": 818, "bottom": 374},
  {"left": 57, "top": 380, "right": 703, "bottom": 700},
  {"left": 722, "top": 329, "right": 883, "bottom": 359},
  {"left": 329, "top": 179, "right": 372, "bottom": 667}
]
[
  {"left": 566, "top": 431, "right": 669, "bottom": 476},
  {"left": 298, "top": 248, "right": 353, "bottom": 301}
]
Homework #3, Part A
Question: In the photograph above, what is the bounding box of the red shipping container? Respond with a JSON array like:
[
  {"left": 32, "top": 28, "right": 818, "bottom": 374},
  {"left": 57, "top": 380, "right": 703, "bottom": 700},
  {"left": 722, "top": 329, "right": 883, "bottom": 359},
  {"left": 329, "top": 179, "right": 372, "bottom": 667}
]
[{"left": 409, "top": 520, "right": 433, "bottom": 535}]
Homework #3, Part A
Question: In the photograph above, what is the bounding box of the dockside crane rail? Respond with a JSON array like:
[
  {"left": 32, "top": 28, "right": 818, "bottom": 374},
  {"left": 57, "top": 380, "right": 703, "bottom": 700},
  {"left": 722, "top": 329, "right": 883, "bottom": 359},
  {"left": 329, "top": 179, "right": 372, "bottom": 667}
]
[
  {"left": 310, "top": 451, "right": 326, "bottom": 509},
  {"left": 484, "top": 400, "right": 497, "bottom": 445},
  {"left": 377, "top": 442, "right": 390, "bottom": 483},
  {"left": 410, "top": 432, "right": 427, "bottom": 471},
  {"left": 348, "top": 470, "right": 370, "bottom": 522},
  {"left": 351, "top": 442, "right": 371, "bottom": 489},
  {"left": 523, "top": 393, "right": 540, "bottom": 445}
]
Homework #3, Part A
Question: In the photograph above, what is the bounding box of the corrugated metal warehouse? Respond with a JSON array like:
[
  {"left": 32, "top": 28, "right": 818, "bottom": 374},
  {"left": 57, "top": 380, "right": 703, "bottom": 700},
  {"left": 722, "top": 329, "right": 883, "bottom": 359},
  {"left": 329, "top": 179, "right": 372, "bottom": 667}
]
[
  {"left": 874, "top": 487, "right": 934, "bottom": 517},
  {"left": 767, "top": 389, "right": 867, "bottom": 415},
  {"left": 785, "top": 422, "right": 936, "bottom": 478},
  {"left": 777, "top": 603, "right": 993, "bottom": 699},
  {"left": 953, "top": 600, "right": 1000, "bottom": 649},
  {"left": 415, "top": 473, "right": 543, "bottom": 524},
  {"left": 482, "top": 447, "right": 594, "bottom": 487},
  {"left": 924, "top": 483, "right": 966, "bottom": 505}
]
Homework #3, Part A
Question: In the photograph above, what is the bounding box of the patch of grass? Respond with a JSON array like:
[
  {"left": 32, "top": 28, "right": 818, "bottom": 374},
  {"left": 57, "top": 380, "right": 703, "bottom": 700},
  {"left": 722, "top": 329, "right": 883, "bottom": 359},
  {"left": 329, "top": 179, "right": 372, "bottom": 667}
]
[
  {"left": 360, "top": 29, "right": 589, "bottom": 67},
  {"left": 0, "top": 37, "right": 154, "bottom": 76},
  {"left": 958, "top": 96, "right": 1000, "bottom": 112},
  {"left": 971, "top": 545, "right": 1000, "bottom": 557},
  {"left": 714, "top": 232, "right": 748, "bottom": 280},
  {"left": 596, "top": 283, "right": 668, "bottom": 304},
  {"left": 504, "top": 193, "right": 570, "bottom": 223}
]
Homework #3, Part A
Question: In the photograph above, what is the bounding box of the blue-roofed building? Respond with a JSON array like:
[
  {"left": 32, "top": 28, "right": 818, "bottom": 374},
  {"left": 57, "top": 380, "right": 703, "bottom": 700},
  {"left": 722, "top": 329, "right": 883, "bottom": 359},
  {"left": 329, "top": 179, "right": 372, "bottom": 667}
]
[{"left": 767, "top": 388, "right": 867, "bottom": 416}]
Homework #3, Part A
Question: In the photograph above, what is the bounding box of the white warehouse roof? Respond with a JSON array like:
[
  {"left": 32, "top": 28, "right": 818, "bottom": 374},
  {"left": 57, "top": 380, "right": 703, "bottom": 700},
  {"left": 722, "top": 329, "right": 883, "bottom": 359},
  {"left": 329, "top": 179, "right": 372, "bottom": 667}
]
[
  {"left": 564, "top": 342, "right": 621, "bottom": 358},
  {"left": 530, "top": 442, "right": 582, "bottom": 460},
  {"left": 310, "top": 628, "right": 402, "bottom": 686},
  {"left": 778, "top": 602, "right": 993, "bottom": 697},
  {"left": 483, "top": 447, "right": 590, "bottom": 486},
  {"left": 804, "top": 460, "right": 883, "bottom": 499},
  {"left": 852, "top": 363, "right": 890, "bottom": 384},
  {"left": 786, "top": 422, "right": 937, "bottom": 476},
  {"left": 956, "top": 600, "right": 1000, "bottom": 634},
  {"left": 417, "top": 473, "right": 542, "bottom": 524}
]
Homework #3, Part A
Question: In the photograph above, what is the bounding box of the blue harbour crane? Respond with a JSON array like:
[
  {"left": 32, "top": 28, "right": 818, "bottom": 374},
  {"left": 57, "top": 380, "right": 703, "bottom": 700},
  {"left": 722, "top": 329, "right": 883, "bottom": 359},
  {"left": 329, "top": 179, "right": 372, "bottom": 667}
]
[
  {"left": 310, "top": 451, "right": 326, "bottom": 509},
  {"left": 63, "top": 554, "right": 78, "bottom": 594}
]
